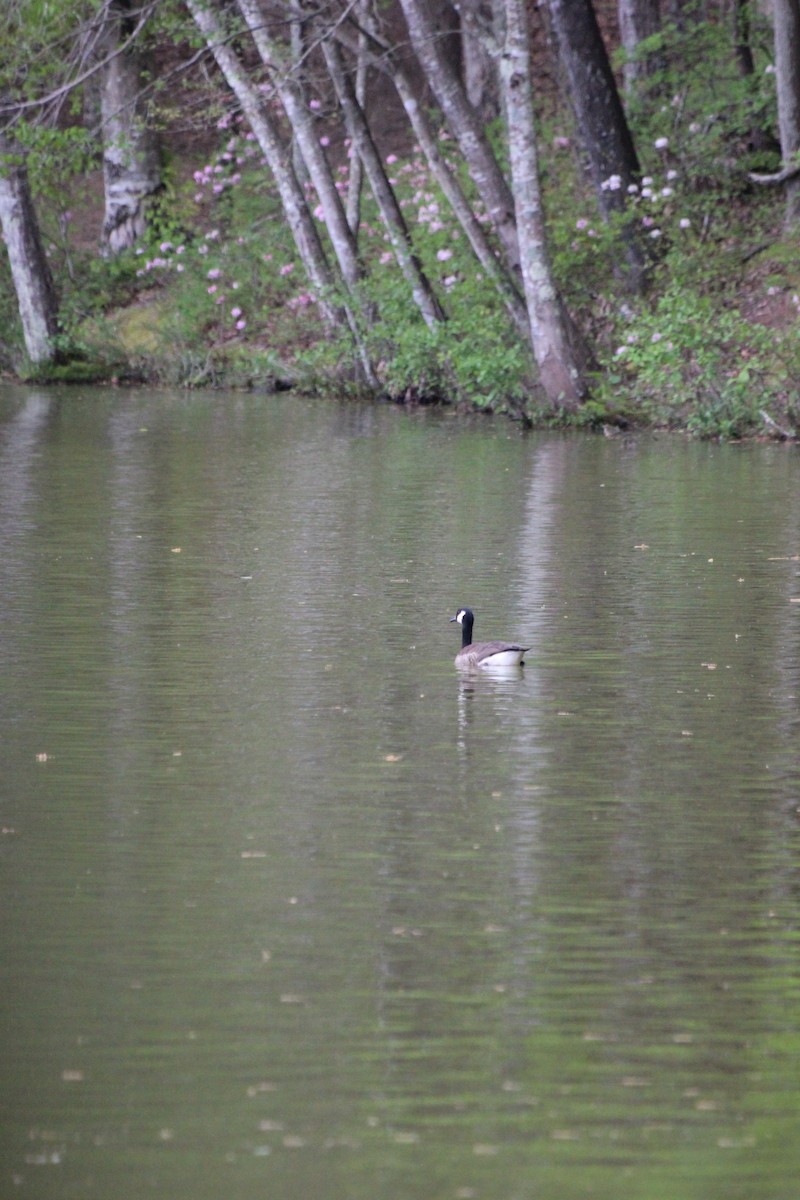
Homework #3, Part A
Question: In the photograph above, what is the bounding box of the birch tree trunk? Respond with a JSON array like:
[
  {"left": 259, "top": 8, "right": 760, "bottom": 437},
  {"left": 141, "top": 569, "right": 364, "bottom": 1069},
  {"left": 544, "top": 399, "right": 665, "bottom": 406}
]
[
  {"left": 773, "top": 0, "right": 800, "bottom": 227},
  {"left": 0, "top": 136, "right": 60, "bottom": 365},
  {"left": 398, "top": 0, "right": 521, "bottom": 280},
  {"left": 185, "top": 0, "right": 371, "bottom": 368},
  {"left": 236, "top": 0, "right": 363, "bottom": 293},
  {"left": 460, "top": 0, "right": 499, "bottom": 118},
  {"left": 345, "top": 0, "right": 369, "bottom": 235},
  {"left": 499, "top": 0, "right": 587, "bottom": 408},
  {"left": 331, "top": 17, "right": 528, "bottom": 336},
  {"left": 101, "top": 0, "right": 162, "bottom": 252},
  {"left": 319, "top": 35, "right": 447, "bottom": 330}
]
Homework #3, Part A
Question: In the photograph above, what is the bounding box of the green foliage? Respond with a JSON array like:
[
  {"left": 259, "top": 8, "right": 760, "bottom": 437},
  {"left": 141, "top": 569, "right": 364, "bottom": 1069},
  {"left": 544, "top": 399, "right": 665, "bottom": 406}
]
[
  {"left": 600, "top": 279, "right": 776, "bottom": 436},
  {"left": 622, "top": 5, "right": 778, "bottom": 189},
  {"left": 2, "top": 0, "right": 798, "bottom": 436}
]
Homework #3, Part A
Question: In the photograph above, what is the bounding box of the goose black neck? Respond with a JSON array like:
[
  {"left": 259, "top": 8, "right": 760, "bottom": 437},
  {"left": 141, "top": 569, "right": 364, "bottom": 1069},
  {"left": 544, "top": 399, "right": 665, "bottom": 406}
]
[{"left": 461, "top": 614, "right": 474, "bottom": 648}]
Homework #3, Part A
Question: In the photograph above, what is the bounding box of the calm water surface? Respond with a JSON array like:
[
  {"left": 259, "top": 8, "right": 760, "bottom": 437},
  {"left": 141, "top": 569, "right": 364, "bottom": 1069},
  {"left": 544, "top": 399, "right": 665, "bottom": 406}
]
[{"left": 2, "top": 385, "right": 800, "bottom": 1200}]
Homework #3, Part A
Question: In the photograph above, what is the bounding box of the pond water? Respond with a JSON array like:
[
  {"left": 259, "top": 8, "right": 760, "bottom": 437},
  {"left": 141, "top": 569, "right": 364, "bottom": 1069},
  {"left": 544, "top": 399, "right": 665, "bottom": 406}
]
[{"left": 2, "top": 384, "right": 800, "bottom": 1200}]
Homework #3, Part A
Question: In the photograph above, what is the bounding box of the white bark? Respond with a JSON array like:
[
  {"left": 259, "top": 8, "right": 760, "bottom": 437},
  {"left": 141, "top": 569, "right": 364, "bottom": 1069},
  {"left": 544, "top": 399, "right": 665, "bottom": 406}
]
[
  {"left": 101, "top": 0, "right": 162, "bottom": 252},
  {"left": 345, "top": 0, "right": 368, "bottom": 234},
  {"left": 235, "top": 0, "right": 363, "bottom": 291},
  {"left": 459, "top": 0, "right": 499, "bottom": 116},
  {"left": 187, "top": 0, "right": 378, "bottom": 383},
  {"left": 398, "top": 0, "right": 521, "bottom": 279},
  {"left": 499, "top": 0, "right": 585, "bottom": 407},
  {"left": 0, "top": 141, "right": 60, "bottom": 365},
  {"left": 332, "top": 18, "right": 529, "bottom": 338},
  {"left": 185, "top": 0, "right": 340, "bottom": 330},
  {"left": 773, "top": 0, "right": 800, "bottom": 227},
  {"left": 320, "top": 35, "right": 446, "bottom": 329}
]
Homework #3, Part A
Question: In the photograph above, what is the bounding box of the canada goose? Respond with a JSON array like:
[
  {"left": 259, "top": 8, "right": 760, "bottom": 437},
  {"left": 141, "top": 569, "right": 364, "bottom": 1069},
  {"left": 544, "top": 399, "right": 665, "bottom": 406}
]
[{"left": 450, "top": 607, "right": 529, "bottom": 668}]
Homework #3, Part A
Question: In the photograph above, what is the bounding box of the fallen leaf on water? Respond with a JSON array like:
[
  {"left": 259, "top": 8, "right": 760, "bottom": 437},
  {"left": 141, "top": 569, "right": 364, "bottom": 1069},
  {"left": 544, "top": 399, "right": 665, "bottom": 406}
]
[
  {"left": 246, "top": 1082, "right": 276, "bottom": 1097},
  {"left": 384, "top": 754, "right": 403, "bottom": 762}
]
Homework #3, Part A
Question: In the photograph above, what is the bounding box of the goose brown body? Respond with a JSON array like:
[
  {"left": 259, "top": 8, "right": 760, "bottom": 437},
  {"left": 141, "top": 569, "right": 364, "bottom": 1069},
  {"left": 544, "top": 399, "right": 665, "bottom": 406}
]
[{"left": 450, "top": 608, "right": 529, "bottom": 668}]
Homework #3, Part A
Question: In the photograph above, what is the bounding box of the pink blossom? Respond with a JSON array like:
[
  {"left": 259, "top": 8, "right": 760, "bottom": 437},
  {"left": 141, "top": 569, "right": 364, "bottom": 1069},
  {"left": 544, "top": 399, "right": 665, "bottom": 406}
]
[
  {"left": 208, "top": 285, "right": 217, "bottom": 294},
  {"left": 279, "top": 263, "right": 294, "bottom": 276},
  {"left": 207, "top": 268, "right": 221, "bottom": 279},
  {"left": 320, "top": 135, "right": 330, "bottom": 147},
  {"left": 436, "top": 248, "right": 453, "bottom": 262},
  {"left": 386, "top": 154, "right": 398, "bottom": 164},
  {"left": 235, "top": 319, "right": 247, "bottom": 331},
  {"left": 309, "top": 99, "right": 321, "bottom": 111},
  {"left": 231, "top": 306, "right": 242, "bottom": 318}
]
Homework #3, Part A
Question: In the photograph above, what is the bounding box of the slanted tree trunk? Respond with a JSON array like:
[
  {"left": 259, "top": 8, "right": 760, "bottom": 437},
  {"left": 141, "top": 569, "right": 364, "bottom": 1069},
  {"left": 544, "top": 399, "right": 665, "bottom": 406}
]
[
  {"left": 499, "top": 0, "right": 588, "bottom": 408},
  {"left": 345, "top": 0, "right": 369, "bottom": 235},
  {"left": 618, "top": 0, "right": 662, "bottom": 93},
  {"left": 0, "top": 135, "right": 60, "bottom": 365},
  {"left": 319, "top": 35, "right": 447, "bottom": 330},
  {"left": 185, "top": 0, "right": 378, "bottom": 384},
  {"left": 333, "top": 17, "right": 529, "bottom": 339},
  {"left": 235, "top": 0, "right": 363, "bottom": 295},
  {"left": 545, "top": 0, "right": 649, "bottom": 292},
  {"left": 101, "top": 0, "right": 162, "bottom": 252},
  {"left": 399, "top": 0, "right": 521, "bottom": 280},
  {"left": 772, "top": 0, "right": 800, "bottom": 227},
  {"left": 460, "top": 0, "right": 499, "bottom": 119}
]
